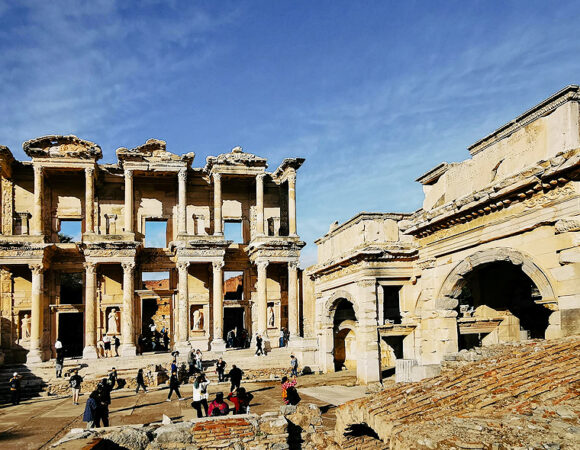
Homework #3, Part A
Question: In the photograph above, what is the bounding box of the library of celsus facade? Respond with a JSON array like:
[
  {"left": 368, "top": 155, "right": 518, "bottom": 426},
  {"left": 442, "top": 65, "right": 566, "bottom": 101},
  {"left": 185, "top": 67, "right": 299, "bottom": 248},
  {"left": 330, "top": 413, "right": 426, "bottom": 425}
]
[
  {"left": 308, "top": 85, "right": 580, "bottom": 384},
  {"left": 0, "top": 137, "right": 305, "bottom": 364}
]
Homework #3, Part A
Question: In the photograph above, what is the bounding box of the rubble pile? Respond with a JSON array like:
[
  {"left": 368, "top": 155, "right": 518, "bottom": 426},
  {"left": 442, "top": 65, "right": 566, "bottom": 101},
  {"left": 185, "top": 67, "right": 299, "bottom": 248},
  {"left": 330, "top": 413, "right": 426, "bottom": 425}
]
[{"left": 336, "top": 337, "right": 580, "bottom": 449}]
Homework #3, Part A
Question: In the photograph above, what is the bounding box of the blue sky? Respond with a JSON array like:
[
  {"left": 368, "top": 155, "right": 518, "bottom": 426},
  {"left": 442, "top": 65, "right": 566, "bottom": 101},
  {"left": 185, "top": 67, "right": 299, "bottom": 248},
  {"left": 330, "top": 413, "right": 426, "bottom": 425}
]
[{"left": 2, "top": 1, "right": 580, "bottom": 266}]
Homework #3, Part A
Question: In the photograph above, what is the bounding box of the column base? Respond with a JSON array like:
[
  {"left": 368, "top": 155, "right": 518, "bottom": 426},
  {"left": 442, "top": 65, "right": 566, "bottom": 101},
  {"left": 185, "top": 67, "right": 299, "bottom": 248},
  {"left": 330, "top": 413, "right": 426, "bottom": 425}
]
[
  {"left": 26, "top": 348, "right": 44, "bottom": 365},
  {"left": 210, "top": 338, "right": 227, "bottom": 352},
  {"left": 120, "top": 344, "right": 137, "bottom": 357},
  {"left": 82, "top": 345, "right": 98, "bottom": 359}
]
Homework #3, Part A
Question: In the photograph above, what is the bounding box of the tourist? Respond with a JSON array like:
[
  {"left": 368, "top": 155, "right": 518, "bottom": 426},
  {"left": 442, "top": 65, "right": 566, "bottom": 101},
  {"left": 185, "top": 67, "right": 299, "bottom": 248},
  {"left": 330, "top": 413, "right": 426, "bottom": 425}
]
[
  {"left": 215, "top": 357, "right": 226, "bottom": 382},
  {"left": 97, "top": 337, "right": 105, "bottom": 358},
  {"left": 9, "top": 371, "right": 22, "bottom": 405},
  {"left": 255, "top": 334, "right": 264, "bottom": 356},
  {"left": 290, "top": 355, "right": 299, "bottom": 377},
  {"left": 227, "top": 387, "right": 253, "bottom": 415},
  {"left": 166, "top": 370, "right": 184, "bottom": 401},
  {"left": 195, "top": 349, "right": 203, "bottom": 372},
  {"left": 137, "top": 334, "right": 146, "bottom": 355},
  {"left": 208, "top": 392, "right": 229, "bottom": 416},
  {"left": 96, "top": 378, "right": 111, "bottom": 427},
  {"left": 107, "top": 368, "right": 118, "bottom": 390},
  {"left": 187, "top": 347, "right": 196, "bottom": 375},
  {"left": 55, "top": 349, "right": 65, "bottom": 378},
  {"left": 135, "top": 368, "right": 148, "bottom": 393},
  {"left": 103, "top": 335, "right": 111, "bottom": 357},
  {"left": 55, "top": 338, "right": 63, "bottom": 358},
  {"left": 113, "top": 335, "right": 120, "bottom": 357},
  {"left": 162, "top": 329, "right": 170, "bottom": 350},
  {"left": 70, "top": 369, "right": 83, "bottom": 405},
  {"left": 284, "top": 328, "right": 290, "bottom": 346},
  {"left": 83, "top": 391, "right": 99, "bottom": 429},
  {"left": 228, "top": 364, "right": 243, "bottom": 393},
  {"left": 281, "top": 376, "right": 297, "bottom": 405},
  {"left": 191, "top": 373, "right": 210, "bottom": 418},
  {"left": 279, "top": 328, "right": 285, "bottom": 347},
  {"left": 226, "top": 329, "right": 235, "bottom": 348}
]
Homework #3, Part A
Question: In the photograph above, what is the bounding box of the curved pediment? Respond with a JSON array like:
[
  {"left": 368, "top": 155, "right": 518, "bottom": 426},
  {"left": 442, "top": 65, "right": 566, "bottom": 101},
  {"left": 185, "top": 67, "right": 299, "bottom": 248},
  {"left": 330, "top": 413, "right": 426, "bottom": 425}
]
[
  {"left": 23, "top": 135, "right": 102, "bottom": 160},
  {"left": 116, "top": 139, "right": 194, "bottom": 166},
  {"left": 205, "top": 146, "right": 267, "bottom": 173}
]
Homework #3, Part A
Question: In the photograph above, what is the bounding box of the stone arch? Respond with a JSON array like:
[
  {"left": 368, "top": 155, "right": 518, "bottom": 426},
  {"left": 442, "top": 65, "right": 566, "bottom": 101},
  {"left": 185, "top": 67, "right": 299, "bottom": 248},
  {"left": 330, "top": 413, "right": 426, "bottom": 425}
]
[
  {"left": 321, "top": 289, "right": 359, "bottom": 327},
  {"left": 437, "top": 247, "right": 557, "bottom": 308}
]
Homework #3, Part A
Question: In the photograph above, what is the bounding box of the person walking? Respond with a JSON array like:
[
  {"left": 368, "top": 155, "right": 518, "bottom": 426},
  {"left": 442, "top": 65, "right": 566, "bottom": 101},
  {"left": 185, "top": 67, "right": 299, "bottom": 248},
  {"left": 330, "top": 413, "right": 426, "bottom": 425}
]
[
  {"left": 208, "top": 392, "right": 229, "bottom": 416},
  {"left": 227, "top": 387, "right": 254, "bottom": 415},
  {"left": 96, "top": 378, "right": 111, "bottom": 427},
  {"left": 70, "top": 369, "right": 83, "bottom": 405},
  {"left": 187, "top": 347, "right": 196, "bottom": 375},
  {"left": 162, "top": 330, "right": 170, "bottom": 350},
  {"left": 215, "top": 357, "right": 226, "bottom": 382},
  {"left": 255, "top": 335, "right": 263, "bottom": 356},
  {"left": 83, "top": 391, "right": 99, "bottom": 429},
  {"left": 228, "top": 364, "right": 243, "bottom": 393},
  {"left": 55, "top": 338, "right": 63, "bottom": 358},
  {"left": 195, "top": 349, "right": 203, "bottom": 372},
  {"left": 103, "top": 335, "right": 111, "bottom": 357},
  {"left": 107, "top": 368, "right": 118, "bottom": 390},
  {"left": 9, "top": 372, "right": 22, "bottom": 405},
  {"left": 135, "top": 368, "right": 148, "bottom": 393},
  {"left": 191, "top": 373, "right": 210, "bottom": 418},
  {"left": 290, "top": 355, "right": 299, "bottom": 377},
  {"left": 166, "top": 370, "right": 184, "bottom": 401},
  {"left": 55, "top": 350, "right": 65, "bottom": 378}
]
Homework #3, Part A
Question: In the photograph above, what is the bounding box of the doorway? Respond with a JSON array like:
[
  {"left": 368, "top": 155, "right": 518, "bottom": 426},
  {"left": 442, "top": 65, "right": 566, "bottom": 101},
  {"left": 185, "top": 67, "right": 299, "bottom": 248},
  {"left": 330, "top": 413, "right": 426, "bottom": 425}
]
[
  {"left": 223, "top": 307, "right": 244, "bottom": 346},
  {"left": 58, "top": 312, "right": 83, "bottom": 357}
]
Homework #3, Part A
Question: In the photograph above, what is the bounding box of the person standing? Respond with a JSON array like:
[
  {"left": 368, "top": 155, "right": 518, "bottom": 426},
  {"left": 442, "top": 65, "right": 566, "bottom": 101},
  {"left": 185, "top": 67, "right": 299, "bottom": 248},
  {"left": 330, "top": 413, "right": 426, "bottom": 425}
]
[
  {"left": 9, "top": 372, "right": 22, "bottom": 405},
  {"left": 97, "top": 337, "right": 105, "bottom": 358},
  {"left": 227, "top": 387, "right": 254, "bottom": 415},
  {"left": 162, "top": 330, "right": 170, "bottom": 350},
  {"left": 290, "top": 355, "right": 299, "bottom": 377},
  {"left": 228, "top": 364, "right": 243, "bottom": 393},
  {"left": 55, "top": 350, "right": 65, "bottom": 378},
  {"left": 103, "top": 335, "right": 111, "bottom": 358},
  {"left": 191, "top": 373, "right": 210, "bottom": 418},
  {"left": 279, "top": 328, "right": 285, "bottom": 347},
  {"left": 83, "top": 391, "right": 99, "bottom": 429},
  {"left": 113, "top": 335, "right": 120, "bottom": 357},
  {"left": 195, "top": 349, "right": 203, "bottom": 372},
  {"left": 70, "top": 369, "right": 83, "bottom": 405},
  {"left": 255, "top": 335, "right": 263, "bottom": 356},
  {"left": 55, "top": 338, "right": 63, "bottom": 357},
  {"left": 215, "top": 357, "right": 226, "bottom": 382},
  {"left": 96, "top": 379, "right": 111, "bottom": 427},
  {"left": 166, "top": 370, "right": 184, "bottom": 401},
  {"left": 107, "top": 368, "right": 118, "bottom": 390},
  {"left": 135, "top": 368, "right": 148, "bottom": 393},
  {"left": 187, "top": 347, "right": 196, "bottom": 376}
]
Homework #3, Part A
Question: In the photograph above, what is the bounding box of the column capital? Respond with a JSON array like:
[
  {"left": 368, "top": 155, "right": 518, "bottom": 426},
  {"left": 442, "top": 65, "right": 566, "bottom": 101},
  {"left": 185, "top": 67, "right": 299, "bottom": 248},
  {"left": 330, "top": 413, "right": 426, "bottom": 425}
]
[
  {"left": 84, "top": 262, "right": 97, "bottom": 274},
  {"left": 28, "top": 263, "right": 44, "bottom": 275},
  {"left": 124, "top": 169, "right": 133, "bottom": 179},
  {"left": 178, "top": 168, "right": 187, "bottom": 182},
  {"left": 85, "top": 166, "right": 95, "bottom": 177},
  {"left": 256, "top": 260, "right": 269, "bottom": 271},
  {"left": 121, "top": 261, "right": 136, "bottom": 272},
  {"left": 33, "top": 165, "right": 44, "bottom": 176},
  {"left": 256, "top": 173, "right": 266, "bottom": 182},
  {"left": 212, "top": 260, "right": 225, "bottom": 271},
  {"left": 287, "top": 171, "right": 296, "bottom": 185},
  {"left": 288, "top": 261, "right": 299, "bottom": 271},
  {"left": 177, "top": 261, "right": 190, "bottom": 271},
  {"left": 213, "top": 172, "right": 221, "bottom": 183}
]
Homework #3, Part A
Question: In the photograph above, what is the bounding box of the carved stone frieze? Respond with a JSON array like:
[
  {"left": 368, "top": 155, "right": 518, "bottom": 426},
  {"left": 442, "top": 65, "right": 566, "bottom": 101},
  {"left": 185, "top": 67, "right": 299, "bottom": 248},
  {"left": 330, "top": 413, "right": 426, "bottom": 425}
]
[
  {"left": 555, "top": 216, "right": 580, "bottom": 234},
  {"left": 522, "top": 185, "right": 575, "bottom": 209}
]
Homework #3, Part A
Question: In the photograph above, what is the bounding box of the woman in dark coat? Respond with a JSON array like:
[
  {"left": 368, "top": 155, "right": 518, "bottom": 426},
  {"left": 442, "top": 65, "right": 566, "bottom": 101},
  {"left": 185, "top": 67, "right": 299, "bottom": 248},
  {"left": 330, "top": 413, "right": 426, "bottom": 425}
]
[{"left": 83, "top": 391, "right": 99, "bottom": 429}]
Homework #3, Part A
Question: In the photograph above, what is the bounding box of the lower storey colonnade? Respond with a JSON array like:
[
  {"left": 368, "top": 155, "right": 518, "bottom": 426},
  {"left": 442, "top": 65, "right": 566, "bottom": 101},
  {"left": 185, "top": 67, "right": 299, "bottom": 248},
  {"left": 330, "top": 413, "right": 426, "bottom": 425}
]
[{"left": 0, "top": 257, "right": 301, "bottom": 364}]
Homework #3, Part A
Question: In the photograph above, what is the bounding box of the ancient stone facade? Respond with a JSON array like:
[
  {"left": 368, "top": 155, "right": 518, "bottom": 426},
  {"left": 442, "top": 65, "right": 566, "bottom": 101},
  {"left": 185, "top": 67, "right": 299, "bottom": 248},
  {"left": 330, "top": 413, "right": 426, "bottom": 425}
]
[
  {"left": 308, "top": 85, "right": 580, "bottom": 384},
  {"left": 0, "top": 137, "right": 306, "bottom": 363}
]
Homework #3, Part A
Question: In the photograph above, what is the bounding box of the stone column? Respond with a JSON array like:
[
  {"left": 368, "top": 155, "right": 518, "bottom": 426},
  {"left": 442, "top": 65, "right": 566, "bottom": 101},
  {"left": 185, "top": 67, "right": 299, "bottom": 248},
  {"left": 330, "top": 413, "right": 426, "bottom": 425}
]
[
  {"left": 32, "top": 166, "right": 43, "bottom": 235},
  {"left": 1, "top": 177, "right": 14, "bottom": 235},
  {"left": 256, "top": 174, "right": 265, "bottom": 236},
  {"left": 121, "top": 262, "right": 136, "bottom": 356},
  {"left": 257, "top": 261, "right": 269, "bottom": 337},
  {"left": 213, "top": 173, "right": 222, "bottom": 236},
  {"left": 83, "top": 262, "right": 98, "bottom": 359},
  {"left": 288, "top": 171, "right": 297, "bottom": 236},
  {"left": 355, "top": 279, "right": 381, "bottom": 384},
  {"left": 27, "top": 263, "right": 44, "bottom": 364},
  {"left": 124, "top": 169, "right": 133, "bottom": 233},
  {"left": 177, "top": 261, "right": 190, "bottom": 349},
  {"left": 85, "top": 167, "right": 95, "bottom": 234},
  {"left": 211, "top": 260, "right": 226, "bottom": 350},
  {"left": 288, "top": 261, "right": 299, "bottom": 338},
  {"left": 178, "top": 168, "right": 187, "bottom": 235}
]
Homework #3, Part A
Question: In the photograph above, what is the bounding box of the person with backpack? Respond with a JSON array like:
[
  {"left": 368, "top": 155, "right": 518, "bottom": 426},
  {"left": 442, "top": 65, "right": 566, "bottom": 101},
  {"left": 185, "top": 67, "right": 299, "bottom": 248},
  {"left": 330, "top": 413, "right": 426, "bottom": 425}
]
[
  {"left": 228, "top": 364, "right": 243, "bottom": 393},
  {"left": 227, "top": 387, "right": 254, "bottom": 414},
  {"left": 135, "top": 368, "right": 148, "bottom": 393},
  {"left": 9, "top": 372, "right": 22, "bottom": 405},
  {"left": 166, "top": 370, "right": 184, "bottom": 401},
  {"left": 70, "top": 369, "right": 83, "bottom": 405},
  {"left": 191, "top": 373, "right": 210, "bottom": 418},
  {"left": 208, "top": 392, "right": 229, "bottom": 416}
]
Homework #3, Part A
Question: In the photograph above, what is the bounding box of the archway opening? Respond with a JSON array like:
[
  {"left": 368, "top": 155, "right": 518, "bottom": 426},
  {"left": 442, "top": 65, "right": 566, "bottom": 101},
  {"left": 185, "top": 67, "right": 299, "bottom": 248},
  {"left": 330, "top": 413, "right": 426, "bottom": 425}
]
[
  {"left": 456, "top": 261, "right": 550, "bottom": 350},
  {"left": 333, "top": 298, "right": 357, "bottom": 371}
]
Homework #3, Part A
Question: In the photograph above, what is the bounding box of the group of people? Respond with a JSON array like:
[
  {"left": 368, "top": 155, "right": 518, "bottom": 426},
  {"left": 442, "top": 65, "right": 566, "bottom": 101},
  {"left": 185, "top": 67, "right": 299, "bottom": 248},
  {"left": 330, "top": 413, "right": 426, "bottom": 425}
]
[
  {"left": 225, "top": 328, "right": 251, "bottom": 349},
  {"left": 83, "top": 373, "right": 116, "bottom": 428},
  {"left": 96, "top": 335, "right": 120, "bottom": 358}
]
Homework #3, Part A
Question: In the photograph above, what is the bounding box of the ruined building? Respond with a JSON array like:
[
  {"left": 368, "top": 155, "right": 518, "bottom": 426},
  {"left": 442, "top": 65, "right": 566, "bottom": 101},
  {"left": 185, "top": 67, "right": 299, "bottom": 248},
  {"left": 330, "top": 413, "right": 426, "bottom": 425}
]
[
  {"left": 308, "top": 85, "right": 580, "bottom": 384},
  {"left": 0, "top": 138, "right": 306, "bottom": 364}
]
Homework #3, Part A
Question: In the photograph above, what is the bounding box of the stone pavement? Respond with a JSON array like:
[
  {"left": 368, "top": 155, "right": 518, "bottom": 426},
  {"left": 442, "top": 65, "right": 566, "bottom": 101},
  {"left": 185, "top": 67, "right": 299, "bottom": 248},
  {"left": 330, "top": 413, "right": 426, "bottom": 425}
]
[
  {"left": 0, "top": 370, "right": 357, "bottom": 449},
  {"left": 299, "top": 385, "right": 367, "bottom": 406}
]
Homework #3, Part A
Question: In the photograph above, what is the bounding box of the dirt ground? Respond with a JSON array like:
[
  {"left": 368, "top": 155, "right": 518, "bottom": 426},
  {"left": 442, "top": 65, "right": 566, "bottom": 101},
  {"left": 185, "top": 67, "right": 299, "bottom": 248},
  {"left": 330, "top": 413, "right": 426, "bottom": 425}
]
[{"left": 0, "top": 370, "right": 358, "bottom": 450}]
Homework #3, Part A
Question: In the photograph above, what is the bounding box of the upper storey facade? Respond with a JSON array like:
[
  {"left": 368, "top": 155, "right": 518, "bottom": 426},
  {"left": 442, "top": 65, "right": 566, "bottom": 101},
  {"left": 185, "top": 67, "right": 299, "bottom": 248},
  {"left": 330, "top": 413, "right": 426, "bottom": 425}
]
[{"left": 0, "top": 136, "right": 304, "bottom": 247}]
